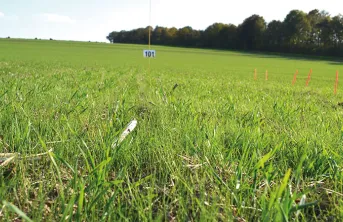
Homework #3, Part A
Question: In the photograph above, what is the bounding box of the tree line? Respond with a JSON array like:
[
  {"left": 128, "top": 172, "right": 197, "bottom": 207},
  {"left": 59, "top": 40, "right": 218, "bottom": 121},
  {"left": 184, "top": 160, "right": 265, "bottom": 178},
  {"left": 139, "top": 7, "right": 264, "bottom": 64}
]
[{"left": 107, "top": 9, "right": 343, "bottom": 57}]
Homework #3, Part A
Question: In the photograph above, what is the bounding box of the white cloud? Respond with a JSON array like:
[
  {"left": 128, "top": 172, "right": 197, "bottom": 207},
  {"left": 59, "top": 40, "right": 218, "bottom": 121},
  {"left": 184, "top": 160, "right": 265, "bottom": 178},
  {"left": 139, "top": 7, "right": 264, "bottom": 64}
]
[
  {"left": 5, "top": 15, "right": 19, "bottom": 21},
  {"left": 41, "top": 13, "right": 75, "bottom": 23},
  {"left": 0, "top": 12, "right": 19, "bottom": 21}
]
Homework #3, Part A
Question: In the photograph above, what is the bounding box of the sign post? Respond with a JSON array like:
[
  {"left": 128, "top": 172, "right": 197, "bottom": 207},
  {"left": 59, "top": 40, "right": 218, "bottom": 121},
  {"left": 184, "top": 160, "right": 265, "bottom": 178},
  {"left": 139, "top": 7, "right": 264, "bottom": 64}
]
[{"left": 143, "top": 0, "right": 155, "bottom": 73}]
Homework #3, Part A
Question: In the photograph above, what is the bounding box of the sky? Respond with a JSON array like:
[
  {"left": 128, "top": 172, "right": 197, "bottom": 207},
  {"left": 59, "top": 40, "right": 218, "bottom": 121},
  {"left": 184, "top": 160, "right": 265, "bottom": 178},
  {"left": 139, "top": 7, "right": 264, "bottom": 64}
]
[{"left": 0, "top": 0, "right": 342, "bottom": 42}]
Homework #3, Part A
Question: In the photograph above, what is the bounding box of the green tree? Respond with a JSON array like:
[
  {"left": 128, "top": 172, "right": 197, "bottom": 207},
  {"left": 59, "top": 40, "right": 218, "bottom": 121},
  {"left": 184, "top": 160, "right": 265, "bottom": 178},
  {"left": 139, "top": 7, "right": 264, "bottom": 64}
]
[
  {"left": 203, "top": 23, "right": 228, "bottom": 48},
  {"left": 176, "top": 26, "right": 195, "bottom": 46},
  {"left": 317, "top": 17, "right": 333, "bottom": 47},
  {"left": 264, "top": 20, "right": 284, "bottom": 50},
  {"left": 283, "top": 10, "right": 311, "bottom": 47},
  {"left": 307, "top": 9, "right": 323, "bottom": 46},
  {"left": 106, "top": 9, "right": 343, "bottom": 57},
  {"left": 219, "top": 24, "right": 238, "bottom": 49},
  {"left": 161, "top": 27, "right": 178, "bottom": 45},
  {"left": 153, "top": 26, "right": 164, "bottom": 45},
  {"left": 331, "top": 15, "right": 343, "bottom": 46},
  {"left": 237, "top": 15, "right": 266, "bottom": 50}
]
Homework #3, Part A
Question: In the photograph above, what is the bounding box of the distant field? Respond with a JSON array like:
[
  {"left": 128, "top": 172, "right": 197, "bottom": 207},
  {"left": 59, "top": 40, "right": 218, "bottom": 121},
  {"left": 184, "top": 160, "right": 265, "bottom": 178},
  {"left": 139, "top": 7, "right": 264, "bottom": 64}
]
[{"left": 0, "top": 38, "right": 343, "bottom": 221}]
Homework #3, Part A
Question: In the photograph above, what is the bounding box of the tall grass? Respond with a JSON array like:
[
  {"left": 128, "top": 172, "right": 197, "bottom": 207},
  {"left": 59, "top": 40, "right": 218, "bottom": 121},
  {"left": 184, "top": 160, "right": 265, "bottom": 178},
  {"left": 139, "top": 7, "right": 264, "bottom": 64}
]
[{"left": 0, "top": 39, "right": 342, "bottom": 221}]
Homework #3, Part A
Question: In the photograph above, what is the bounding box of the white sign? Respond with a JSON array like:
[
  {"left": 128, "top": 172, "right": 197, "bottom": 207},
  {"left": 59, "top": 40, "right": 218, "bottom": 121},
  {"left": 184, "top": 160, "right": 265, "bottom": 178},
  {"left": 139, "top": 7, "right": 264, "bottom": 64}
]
[{"left": 143, "top": 50, "right": 156, "bottom": 58}]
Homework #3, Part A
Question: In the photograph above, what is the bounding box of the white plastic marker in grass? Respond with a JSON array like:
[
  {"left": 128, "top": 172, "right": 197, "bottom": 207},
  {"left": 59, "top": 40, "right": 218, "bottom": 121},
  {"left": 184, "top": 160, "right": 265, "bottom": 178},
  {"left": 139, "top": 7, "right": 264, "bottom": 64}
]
[
  {"left": 296, "top": 194, "right": 306, "bottom": 216},
  {"left": 112, "top": 119, "right": 138, "bottom": 148},
  {"left": 143, "top": 50, "right": 156, "bottom": 58},
  {"left": 0, "top": 153, "right": 17, "bottom": 167},
  {"left": 0, "top": 149, "right": 53, "bottom": 168}
]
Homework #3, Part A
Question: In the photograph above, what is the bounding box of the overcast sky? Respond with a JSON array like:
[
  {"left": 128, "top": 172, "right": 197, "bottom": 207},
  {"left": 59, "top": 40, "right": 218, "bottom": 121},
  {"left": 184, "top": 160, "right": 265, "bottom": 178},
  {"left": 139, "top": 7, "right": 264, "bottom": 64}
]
[{"left": 0, "top": 0, "right": 342, "bottom": 42}]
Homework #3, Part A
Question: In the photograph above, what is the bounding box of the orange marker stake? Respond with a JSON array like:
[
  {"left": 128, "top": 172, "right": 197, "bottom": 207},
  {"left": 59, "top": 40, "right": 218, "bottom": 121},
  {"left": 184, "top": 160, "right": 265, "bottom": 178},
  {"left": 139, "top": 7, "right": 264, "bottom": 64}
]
[
  {"left": 334, "top": 70, "right": 339, "bottom": 95},
  {"left": 292, "top": 70, "right": 298, "bottom": 85},
  {"left": 254, "top": 68, "right": 257, "bottom": 80},
  {"left": 265, "top": 70, "right": 268, "bottom": 81},
  {"left": 305, "top": 69, "right": 313, "bottom": 86}
]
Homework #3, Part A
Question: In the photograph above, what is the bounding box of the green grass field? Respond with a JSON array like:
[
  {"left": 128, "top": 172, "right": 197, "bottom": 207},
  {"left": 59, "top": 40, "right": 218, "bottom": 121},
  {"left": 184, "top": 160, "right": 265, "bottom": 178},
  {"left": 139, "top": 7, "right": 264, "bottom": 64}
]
[{"left": 1, "top": 38, "right": 343, "bottom": 221}]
